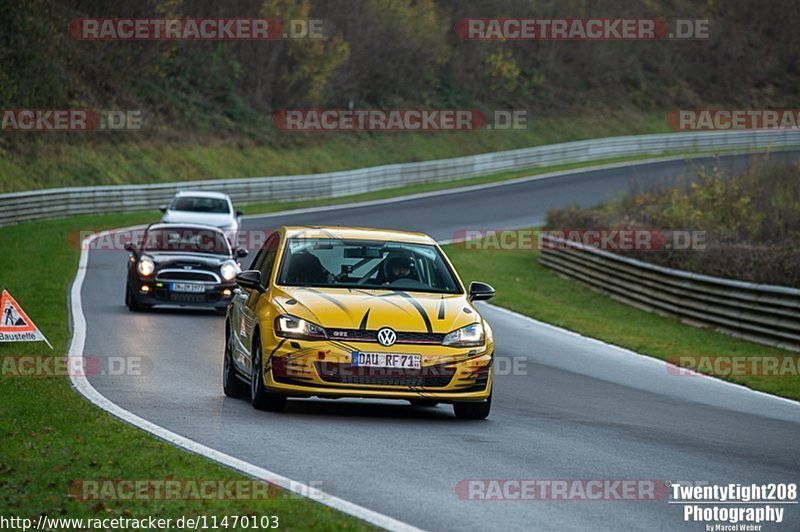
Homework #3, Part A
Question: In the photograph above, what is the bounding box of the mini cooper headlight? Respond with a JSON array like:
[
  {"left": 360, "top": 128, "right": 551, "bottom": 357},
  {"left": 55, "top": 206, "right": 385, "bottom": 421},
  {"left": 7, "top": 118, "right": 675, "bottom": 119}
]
[
  {"left": 137, "top": 256, "right": 155, "bottom": 277},
  {"left": 220, "top": 261, "right": 238, "bottom": 282},
  {"left": 274, "top": 315, "right": 328, "bottom": 340},
  {"left": 442, "top": 323, "right": 485, "bottom": 347}
]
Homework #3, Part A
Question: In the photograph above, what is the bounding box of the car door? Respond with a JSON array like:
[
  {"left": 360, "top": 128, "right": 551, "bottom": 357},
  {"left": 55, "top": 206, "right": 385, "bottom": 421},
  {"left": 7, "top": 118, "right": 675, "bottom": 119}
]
[{"left": 240, "top": 232, "right": 280, "bottom": 373}]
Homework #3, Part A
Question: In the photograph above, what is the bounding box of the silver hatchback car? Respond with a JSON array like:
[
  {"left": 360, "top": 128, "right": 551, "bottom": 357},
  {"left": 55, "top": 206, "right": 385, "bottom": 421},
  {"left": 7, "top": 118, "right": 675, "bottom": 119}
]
[{"left": 160, "top": 190, "right": 242, "bottom": 240}]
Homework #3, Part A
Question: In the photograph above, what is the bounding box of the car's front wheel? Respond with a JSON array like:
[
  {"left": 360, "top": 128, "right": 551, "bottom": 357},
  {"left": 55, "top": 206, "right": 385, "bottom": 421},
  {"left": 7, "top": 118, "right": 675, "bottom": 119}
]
[
  {"left": 223, "top": 321, "right": 247, "bottom": 398},
  {"left": 453, "top": 393, "right": 491, "bottom": 420},
  {"left": 250, "top": 338, "right": 287, "bottom": 412}
]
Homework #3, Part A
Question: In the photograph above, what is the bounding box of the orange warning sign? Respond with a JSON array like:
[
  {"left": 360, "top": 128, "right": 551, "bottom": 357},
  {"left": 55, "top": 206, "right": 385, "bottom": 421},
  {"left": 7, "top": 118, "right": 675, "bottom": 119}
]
[
  {"left": 0, "top": 289, "right": 52, "bottom": 348},
  {"left": 1, "top": 289, "right": 36, "bottom": 332}
]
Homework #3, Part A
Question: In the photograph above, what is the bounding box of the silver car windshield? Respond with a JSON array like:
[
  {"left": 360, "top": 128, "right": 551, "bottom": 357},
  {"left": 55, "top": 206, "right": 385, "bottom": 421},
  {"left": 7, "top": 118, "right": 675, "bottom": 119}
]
[{"left": 171, "top": 196, "right": 230, "bottom": 214}]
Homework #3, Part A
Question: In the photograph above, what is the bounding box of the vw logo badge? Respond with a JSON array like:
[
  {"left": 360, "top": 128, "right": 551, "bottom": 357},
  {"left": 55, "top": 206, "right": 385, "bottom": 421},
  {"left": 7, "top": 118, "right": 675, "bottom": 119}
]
[{"left": 377, "top": 327, "right": 397, "bottom": 347}]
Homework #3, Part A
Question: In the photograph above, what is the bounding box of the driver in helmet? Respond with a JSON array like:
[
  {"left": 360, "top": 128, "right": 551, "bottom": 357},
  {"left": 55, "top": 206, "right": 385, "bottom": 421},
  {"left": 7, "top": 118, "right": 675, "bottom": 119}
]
[{"left": 383, "top": 252, "right": 415, "bottom": 284}]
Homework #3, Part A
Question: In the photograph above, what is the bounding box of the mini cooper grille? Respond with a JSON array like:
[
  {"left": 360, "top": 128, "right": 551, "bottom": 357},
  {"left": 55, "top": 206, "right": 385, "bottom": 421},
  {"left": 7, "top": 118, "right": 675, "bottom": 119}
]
[
  {"left": 168, "top": 292, "right": 208, "bottom": 303},
  {"left": 313, "top": 362, "right": 455, "bottom": 388},
  {"left": 327, "top": 329, "right": 446, "bottom": 345},
  {"left": 157, "top": 271, "right": 218, "bottom": 282}
]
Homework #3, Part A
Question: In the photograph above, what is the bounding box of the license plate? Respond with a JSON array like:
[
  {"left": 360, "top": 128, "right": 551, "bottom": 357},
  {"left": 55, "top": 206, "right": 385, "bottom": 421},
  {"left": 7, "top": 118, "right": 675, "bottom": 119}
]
[
  {"left": 352, "top": 352, "right": 421, "bottom": 369},
  {"left": 170, "top": 283, "right": 205, "bottom": 293}
]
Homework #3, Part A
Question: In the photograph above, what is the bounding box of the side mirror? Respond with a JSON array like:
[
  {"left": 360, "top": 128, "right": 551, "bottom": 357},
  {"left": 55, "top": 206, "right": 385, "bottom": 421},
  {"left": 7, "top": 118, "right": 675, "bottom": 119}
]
[
  {"left": 468, "top": 281, "right": 495, "bottom": 301},
  {"left": 124, "top": 243, "right": 137, "bottom": 252},
  {"left": 235, "top": 248, "right": 249, "bottom": 258},
  {"left": 159, "top": 204, "right": 168, "bottom": 213},
  {"left": 236, "top": 270, "right": 262, "bottom": 291},
  {"left": 235, "top": 210, "right": 244, "bottom": 218}
]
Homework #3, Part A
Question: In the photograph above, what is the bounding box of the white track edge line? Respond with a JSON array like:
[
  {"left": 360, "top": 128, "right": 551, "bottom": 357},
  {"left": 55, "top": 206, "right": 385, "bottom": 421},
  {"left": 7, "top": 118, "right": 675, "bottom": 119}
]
[{"left": 68, "top": 229, "right": 426, "bottom": 532}]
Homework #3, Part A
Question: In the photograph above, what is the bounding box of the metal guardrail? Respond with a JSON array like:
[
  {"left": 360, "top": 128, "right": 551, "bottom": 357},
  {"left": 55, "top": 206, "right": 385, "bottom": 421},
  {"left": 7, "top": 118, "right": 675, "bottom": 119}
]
[
  {"left": 2, "top": 129, "right": 799, "bottom": 226},
  {"left": 538, "top": 235, "right": 800, "bottom": 351}
]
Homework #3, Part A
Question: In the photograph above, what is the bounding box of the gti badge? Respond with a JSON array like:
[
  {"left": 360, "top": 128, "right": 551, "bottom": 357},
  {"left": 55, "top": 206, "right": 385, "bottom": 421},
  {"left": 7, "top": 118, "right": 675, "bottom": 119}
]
[{"left": 377, "top": 327, "right": 396, "bottom": 346}]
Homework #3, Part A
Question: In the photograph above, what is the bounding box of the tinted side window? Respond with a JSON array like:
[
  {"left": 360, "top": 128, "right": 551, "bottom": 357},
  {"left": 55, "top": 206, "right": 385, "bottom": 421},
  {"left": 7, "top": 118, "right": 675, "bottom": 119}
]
[{"left": 257, "top": 233, "right": 280, "bottom": 286}]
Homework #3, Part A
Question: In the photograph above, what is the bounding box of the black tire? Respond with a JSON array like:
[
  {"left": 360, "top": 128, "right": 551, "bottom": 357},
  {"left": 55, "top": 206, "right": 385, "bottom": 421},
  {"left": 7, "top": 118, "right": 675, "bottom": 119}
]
[
  {"left": 250, "top": 339, "right": 287, "bottom": 412},
  {"left": 409, "top": 400, "right": 439, "bottom": 407},
  {"left": 223, "top": 321, "right": 247, "bottom": 398},
  {"left": 453, "top": 393, "right": 491, "bottom": 420}
]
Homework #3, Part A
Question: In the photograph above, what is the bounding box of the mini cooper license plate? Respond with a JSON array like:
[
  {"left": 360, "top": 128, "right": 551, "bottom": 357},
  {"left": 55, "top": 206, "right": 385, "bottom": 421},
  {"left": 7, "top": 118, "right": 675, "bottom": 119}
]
[
  {"left": 352, "top": 352, "right": 421, "bottom": 369},
  {"left": 170, "top": 282, "right": 206, "bottom": 293}
]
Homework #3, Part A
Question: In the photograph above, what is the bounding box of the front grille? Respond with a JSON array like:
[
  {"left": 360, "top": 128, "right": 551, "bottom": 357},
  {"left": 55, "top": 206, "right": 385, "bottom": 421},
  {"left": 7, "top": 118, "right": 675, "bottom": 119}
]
[
  {"left": 168, "top": 292, "right": 208, "bottom": 303},
  {"left": 157, "top": 271, "right": 218, "bottom": 282},
  {"left": 328, "top": 329, "right": 446, "bottom": 345},
  {"left": 313, "top": 362, "right": 455, "bottom": 387}
]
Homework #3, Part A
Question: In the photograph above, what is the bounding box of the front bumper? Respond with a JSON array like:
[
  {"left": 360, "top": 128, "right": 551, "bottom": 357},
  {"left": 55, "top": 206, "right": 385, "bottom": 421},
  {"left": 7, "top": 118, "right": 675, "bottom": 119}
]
[
  {"left": 262, "top": 336, "right": 493, "bottom": 402},
  {"left": 132, "top": 278, "right": 236, "bottom": 308}
]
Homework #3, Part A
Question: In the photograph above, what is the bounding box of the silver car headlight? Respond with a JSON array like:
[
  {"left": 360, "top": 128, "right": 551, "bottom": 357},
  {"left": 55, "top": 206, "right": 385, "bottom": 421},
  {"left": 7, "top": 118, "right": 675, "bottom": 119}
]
[
  {"left": 137, "top": 256, "right": 155, "bottom": 277},
  {"left": 220, "top": 261, "right": 238, "bottom": 282},
  {"left": 442, "top": 323, "right": 485, "bottom": 347},
  {"left": 274, "top": 315, "right": 328, "bottom": 340}
]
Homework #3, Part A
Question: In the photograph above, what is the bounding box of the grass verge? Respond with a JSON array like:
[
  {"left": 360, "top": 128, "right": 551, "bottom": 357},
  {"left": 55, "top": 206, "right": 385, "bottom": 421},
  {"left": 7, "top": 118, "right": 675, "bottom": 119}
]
[{"left": 443, "top": 242, "right": 800, "bottom": 400}]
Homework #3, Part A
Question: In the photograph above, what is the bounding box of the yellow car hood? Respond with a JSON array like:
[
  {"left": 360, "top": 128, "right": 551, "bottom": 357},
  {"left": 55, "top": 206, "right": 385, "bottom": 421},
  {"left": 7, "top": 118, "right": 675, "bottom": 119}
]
[{"left": 272, "top": 287, "right": 479, "bottom": 334}]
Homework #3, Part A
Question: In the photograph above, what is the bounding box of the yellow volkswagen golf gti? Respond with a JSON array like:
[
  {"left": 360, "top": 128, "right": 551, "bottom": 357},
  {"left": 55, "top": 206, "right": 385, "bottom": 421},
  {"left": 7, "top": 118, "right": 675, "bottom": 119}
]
[{"left": 223, "top": 226, "right": 496, "bottom": 419}]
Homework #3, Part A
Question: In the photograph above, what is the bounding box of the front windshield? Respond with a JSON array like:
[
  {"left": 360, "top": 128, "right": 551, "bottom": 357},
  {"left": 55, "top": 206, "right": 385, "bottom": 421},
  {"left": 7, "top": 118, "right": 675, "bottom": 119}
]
[
  {"left": 171, "top": 196, "right": 230, "bottom": 214},
  {"left": 143, "top": 227, "right": 231, "bottom": 255},
  {"left": 277, "top": 238, "right": 462, "bottom": 294}
]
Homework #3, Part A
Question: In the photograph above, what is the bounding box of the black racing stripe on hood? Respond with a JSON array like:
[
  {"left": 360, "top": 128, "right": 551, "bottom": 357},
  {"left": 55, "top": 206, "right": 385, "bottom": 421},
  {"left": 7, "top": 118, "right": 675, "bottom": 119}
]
[
  {"left": 354, "top": 289, "right": 411, "bottom": 313},
  {"left": 438, "top": 296, "right": 445, "bottom": 320},
  {"left": 395, "top": 291, "right": 433, "bottom": 333},
  {"left": 359, "top": 308, "right": 371, "bottom": 330},
  {"left": 304, "top": 288, "right": 351, "bottom": 315}
]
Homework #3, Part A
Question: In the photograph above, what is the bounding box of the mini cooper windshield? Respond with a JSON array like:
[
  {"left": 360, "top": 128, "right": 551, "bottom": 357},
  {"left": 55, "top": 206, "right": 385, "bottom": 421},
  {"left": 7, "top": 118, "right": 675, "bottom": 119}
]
[
  {"left": 143, "top": 227, "right": 231, "bottom": 255},
  {"left": 277, "top": 238, "right": 462, "bottom": 294}
]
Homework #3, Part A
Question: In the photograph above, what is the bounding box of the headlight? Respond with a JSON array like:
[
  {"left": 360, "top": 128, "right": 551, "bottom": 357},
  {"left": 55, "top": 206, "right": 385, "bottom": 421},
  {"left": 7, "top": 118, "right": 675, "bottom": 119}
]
[
  {"left": 137, "top": 256, "right": 155, "bottom": 277},
  {"left": 442, "top": 323, "right": 485, "bottom": 347},
  {"left": 274, "top": 315, "right": 328, "bottom": 340},
  {"left": 220, "top": 261, "right": 238, "bottom": 282}
]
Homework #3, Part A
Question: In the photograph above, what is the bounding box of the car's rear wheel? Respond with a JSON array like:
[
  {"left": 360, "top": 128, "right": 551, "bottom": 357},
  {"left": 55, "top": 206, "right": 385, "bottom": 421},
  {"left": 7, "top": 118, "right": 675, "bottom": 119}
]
[
  {"left": 453, "top": 393, "right": 491, "bottom": 420},
  {"left": 409, "top": 400, "right": 439, "bottom": 407},
  {"left": 223, "top": 322, "right": 247, "bottom": 398},
  {"left": 250, "top": 339, "right": 287, "bottom": 412}
]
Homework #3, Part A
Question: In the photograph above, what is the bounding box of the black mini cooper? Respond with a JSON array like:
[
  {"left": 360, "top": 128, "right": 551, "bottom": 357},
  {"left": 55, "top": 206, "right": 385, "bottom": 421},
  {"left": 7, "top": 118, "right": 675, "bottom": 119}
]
[{"left": 124, "top": 223, "right": 248, "bottom": 312}]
